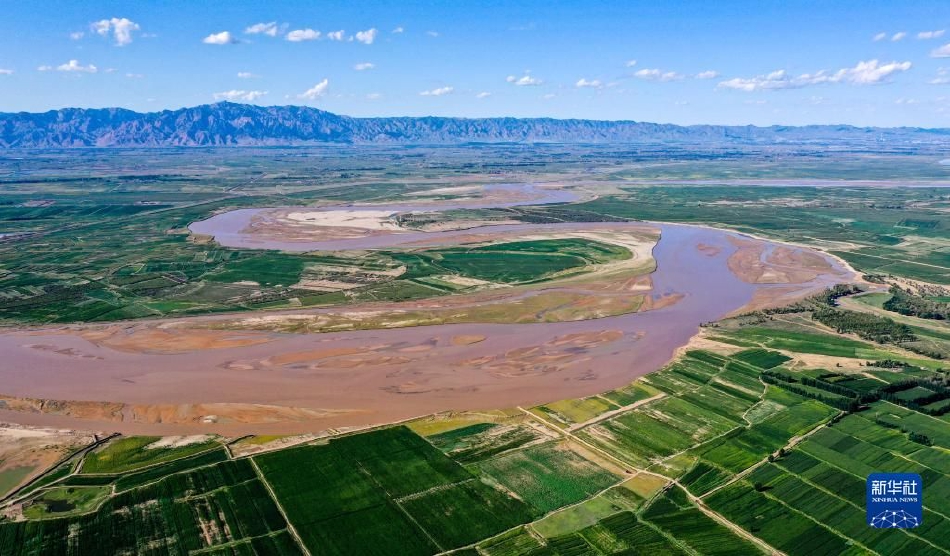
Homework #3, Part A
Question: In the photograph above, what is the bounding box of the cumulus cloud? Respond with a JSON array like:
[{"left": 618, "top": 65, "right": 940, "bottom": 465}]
[
  {"left": 125, "top": 73, "right": 144, "bottom": 78},
  {"left": 286, "top": 29, "right": 320, "bottom": 42},
  {"left": 695, "top": 70, "right": 719, "bottom": 79},
  {"left": 326, "top": 30, "right": 345, "bottom": 41},
  {"left": 214, "top": 90, "right": 268, "bottom": 101},
  {"left": 245, "top": 22, "right": 279, "bottom": 36},
  {"left": 41, "top": 59, "right": 98, "bottom": 73},
  {"left": 476, "top": 92, "right": 491, "bottom": 98},
  {"left": 420, "top": 86, "right": 454, "bottom": 96},
  {"left": 392, "top": 27, "right": 404, "bottom": 34},
  {"left": 354, "top": 62, "right": 375, "bottom": 71},
  {"left": 919, "top": 30, "right": 946, "bottom": 40},
  {"left": 92, "top": 17, "right": 140, "bottom": 46},
  {"left": 891, "top": 32, "right": 907, "bottom": 41},
  {"left": 203, "top": 31, "right": 238, "bottom": 45},
  {"left": 237, "top": 71, "right": 259, "bottom": 79},
  {"left": 634, "top": 68, "right": 683, "bottom": 82},
  {"left": 298, "top": 79, "right": 329, "bottom": 100},
  {"left": 355, "top": 28, "right": 378, "bottom": 44},
  {"left": 873, "top": 32, "right": 887, "bottom": 41},
  {"left": 625, "top": 59, "right": 638, "bottom": 67},
  {"left": 575, "top": 78, "right": 602, "bottom": 88},
  {"left": 717, "top": 59, "right": 912, "bottom": 91},
  {"left": 932, "top": 43, "right": 950, "bottom": 57},
  {"left": 0, "top": 69, "right": 13, "bottom": 75},
  {"left": 69, "top": 31, "right": 85, "bottom": 40},
  {"left": 506, "top": 72, "right": 542, "bottom": 86}
]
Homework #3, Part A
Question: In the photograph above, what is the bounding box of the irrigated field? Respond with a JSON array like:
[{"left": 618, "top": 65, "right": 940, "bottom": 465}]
[{"left": 2, "top": 147, "right": 949, "bottom": 554}]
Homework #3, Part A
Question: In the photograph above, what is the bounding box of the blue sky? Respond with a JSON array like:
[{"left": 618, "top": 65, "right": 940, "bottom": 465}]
[{"left": 2, "top": 0, "right": 950, "bottom": 126}]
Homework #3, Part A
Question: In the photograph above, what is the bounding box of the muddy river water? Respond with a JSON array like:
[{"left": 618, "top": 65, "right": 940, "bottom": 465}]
[{"left": 0, "top": 186, "right": 854, "bottom": 433}]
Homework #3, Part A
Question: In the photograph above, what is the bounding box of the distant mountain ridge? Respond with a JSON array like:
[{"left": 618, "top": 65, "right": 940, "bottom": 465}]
[{"left": 1, "top": 102, "right": 948, "bottom": 148}]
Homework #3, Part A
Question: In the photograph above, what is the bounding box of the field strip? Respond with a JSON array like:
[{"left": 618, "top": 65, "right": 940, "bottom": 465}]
[
  {"left": 355, "top": 461, "right": 446, "bottom": 553},
  {"left": 249, "top": 458, "right": 312, "bottom": 556},
  {"left": 673, "top": 483, "right": 783, "bottom": 556},
  {"left": 834, "top": 250, "right": 949, "bottom": 271},
  {"left": 757, "top": 484, "right": 883, "bottom": 555},
  {"left": 516, "top": 405, "right": 784, "bottom": 554},
  {"left": 76, "top": 443, "right": 229, "bottom": 477},
  {"left": 774, "top": 461, "right": 946, "bottom": 553},
  {"left": 795, "top": 424, "right": 950, "bottom": 522},
  {"left": 515, "top": 406, "right": 664, "bottom": 477},
  {"left": 188, "top": 530, "right": 292, "bottom": 555},
  {"left": 700, "top": 413, "right": 836, "bottom": 501},
  {"left": 567, "top": 392, "right": 666, "bottom": 431}
]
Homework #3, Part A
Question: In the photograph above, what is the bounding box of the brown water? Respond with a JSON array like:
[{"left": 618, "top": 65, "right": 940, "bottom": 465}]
[{"left": 0, "top": 215, "right": 851, "bottom": 433}]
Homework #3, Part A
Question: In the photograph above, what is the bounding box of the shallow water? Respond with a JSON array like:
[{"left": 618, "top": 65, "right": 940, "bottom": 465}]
[{"left": 0, "top": 214, "right": 849, "bottom": 433}]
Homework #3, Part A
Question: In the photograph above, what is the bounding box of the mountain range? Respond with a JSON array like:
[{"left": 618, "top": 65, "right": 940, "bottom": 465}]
[{"left": 1, "top": 102, "right": 948, "bottom": 148}]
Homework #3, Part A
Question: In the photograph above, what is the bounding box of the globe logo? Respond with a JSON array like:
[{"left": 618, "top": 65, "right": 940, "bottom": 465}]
[
  {"left": 870, "top": 509, "right": 920, "bottom": 529},
  {"left": 867, "top": 473, "right": 922, "bottom": 529}
]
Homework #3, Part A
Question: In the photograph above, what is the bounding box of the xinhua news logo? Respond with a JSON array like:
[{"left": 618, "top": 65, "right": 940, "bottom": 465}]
[{"left": 866, "top": 473, "right": 922, "bottom": 528}]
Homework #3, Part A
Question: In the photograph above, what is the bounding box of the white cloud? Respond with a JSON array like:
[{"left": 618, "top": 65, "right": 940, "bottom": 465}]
[
  {"left": 0, "top": 69, "right": 13, "bottom": 75},
  {"left": 203, "top": 31, "right": 238, "bottom": 45},
  {"left": 326, "top": 30, "right": 345, "bottom": 41},
  {"left": 366, "top": 92, "right": 382, "bottom": 99},
  {"left": 929, "top": 68, "right": 950, "bottom": 84},
  {"left": 69, "top": 31, "right": 85, "bottom": 40},
  {"left": 919, "top": 30, "right": 946, "bottom": 40},
  {"left": 476, "top": 92, "right": 491, "bottom": 98},
  {"left": 91, "top": 17, "right": 140, "bottom": 46},
  {"left": 891, "top": 31, "right": 907, "bottom": 42},
  {"left": 420, "top": 86, "right": 454, "bottom": 96},
  {"left": 426, "top": 30, "right": 439, "bottom": 37},
  {"left": 245, "top": 22, "right": 278, "bottom": 36},
  {"left": 695, "top": 70, "right": 719, "bottom": 79},
  {"left": 354, "top": 62, "right": 375, "bottom": 71},
  {"left": 125, "top": 73, "right": 144, "bottom": 78},
  {"left": 213, "top": 90, "right": 268, "bottom": 102},
  {"left": 237, "top": 71, "right": 259, "bottom": 79},
  {"left": 286, "top": 29, "right": 320, "bottom": 42},
  {"left": 932, "top": 43, "right": 950, "bottom": 57},
  {"left": 43, "top": 59, "right": 98, "bottom": 73},
  {"left": 355, "top": 28, "right": 378, "bottom": 44},
  {"left": 542, "top": 93, "right": 556, "bottom": 99},
  {"left": 717, "top": 59, "right": 912, "bottom": 91},
  {"left": 575, "top": 78, "right": 602, "bottom": 88},
  {"left": 392, "top": 27, "right": 404, "bottom": 34},
  {"left": 506, "top": 72, "right": 542, "bottom": 86},
  {"left": 634, "top": 68, "right": 683, "bottom": 82},
  {"left": 625, "top": 59, "right": 637, "bottom": 67},
  {"left": 298, "top": 79, "right": 329, "bottom": 100},
  {"left": 873, "top": 32, "right": 887, "bottom": 41}
]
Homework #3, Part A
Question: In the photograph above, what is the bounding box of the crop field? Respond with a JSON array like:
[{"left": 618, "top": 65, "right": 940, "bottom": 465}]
[
  {"left": 2, "top": 147, "right": 950, "bottom": 554},
  {"left": 1, "top": 458, "right": 295, "bottom": 555},
  {"left": 476, "top": 441, "right": 619, "bottom": 513},
  {"left": 394, "top": 238, "right": 630, "bottom": 286},
  {"left": 254, "top": 426, "right": 535, "bottom": 554},
  {"left": 79, "top": 436, "right": 223, "bottom": 474},
  {"left": 3, "top": 319, "right": 949, "bottom": 554}
]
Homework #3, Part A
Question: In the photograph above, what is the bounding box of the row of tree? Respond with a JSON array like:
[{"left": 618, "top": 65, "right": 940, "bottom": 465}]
[
  {"left": 883, "top": 286, "right": 949, "bottom": 321},
  {"left": 811, "top": 307, "right": 917, "bottom": 344}
]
